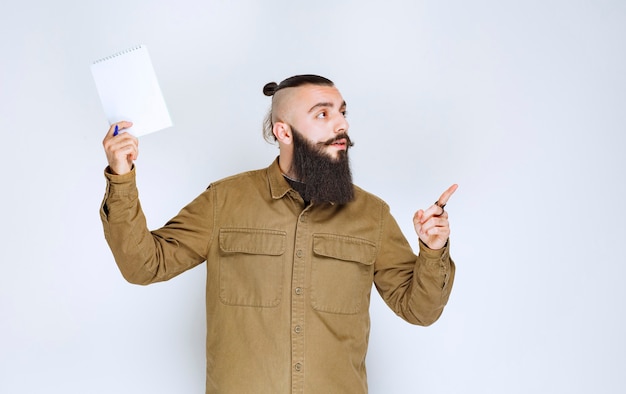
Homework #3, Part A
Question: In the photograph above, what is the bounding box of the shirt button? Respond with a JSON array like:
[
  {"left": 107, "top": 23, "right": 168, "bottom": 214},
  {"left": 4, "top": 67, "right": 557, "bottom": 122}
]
[
  {"left": 295, "top": 287, "right": 303, "bottom": 295},
  {"left": 296, "top": 250, "right": 303, "bottom": 258},
  {"left": 294, "top": 325, "right": 302, "bottom": 334},
  {"left": 294, "top": 363, "right": 302, "bottom": 372},
  {"left": 299, "top": 216, "right": 306, "bottom": 223}
]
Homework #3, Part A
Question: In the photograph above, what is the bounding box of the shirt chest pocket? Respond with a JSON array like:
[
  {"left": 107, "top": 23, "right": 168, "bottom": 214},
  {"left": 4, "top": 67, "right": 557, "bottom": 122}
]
[
  {"left": 311, "top": 234, "right": 377, "bottom": 314},
  {"left": 219, "top": 228, "right": 286, "bottom": 307}
]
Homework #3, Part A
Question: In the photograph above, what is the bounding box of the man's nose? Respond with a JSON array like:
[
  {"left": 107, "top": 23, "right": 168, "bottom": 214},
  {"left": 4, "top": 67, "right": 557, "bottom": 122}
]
[{"left": 334, "top": 115, "right": 349, "bottom": 134}]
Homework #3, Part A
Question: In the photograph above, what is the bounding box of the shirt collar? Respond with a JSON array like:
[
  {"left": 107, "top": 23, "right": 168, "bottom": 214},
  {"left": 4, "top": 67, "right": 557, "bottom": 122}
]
[{"left": 268, "top": 157, "right": 292, "bottom": 200}]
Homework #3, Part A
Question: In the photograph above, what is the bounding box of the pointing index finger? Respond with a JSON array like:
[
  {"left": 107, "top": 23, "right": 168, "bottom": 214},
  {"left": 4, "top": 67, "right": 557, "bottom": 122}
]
[{"left": 437, "top": 184, "right": 459, "bottom": 206}]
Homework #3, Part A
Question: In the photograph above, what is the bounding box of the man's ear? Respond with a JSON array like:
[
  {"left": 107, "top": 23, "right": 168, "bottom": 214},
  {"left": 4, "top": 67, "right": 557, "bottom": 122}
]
[{"left": 273, "top": 121, "right": 293, "bottom": 145}]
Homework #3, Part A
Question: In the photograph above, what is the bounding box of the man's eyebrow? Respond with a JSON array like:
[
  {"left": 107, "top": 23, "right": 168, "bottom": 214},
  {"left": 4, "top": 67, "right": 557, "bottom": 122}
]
[{"left": 308, "top": 100, "right": 347, "bottom": 113}]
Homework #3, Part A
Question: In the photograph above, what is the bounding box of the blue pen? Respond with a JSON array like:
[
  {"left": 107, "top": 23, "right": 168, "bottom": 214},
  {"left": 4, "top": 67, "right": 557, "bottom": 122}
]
[{"left": 113, "top": 124, "right": 119, "bottom": 136}]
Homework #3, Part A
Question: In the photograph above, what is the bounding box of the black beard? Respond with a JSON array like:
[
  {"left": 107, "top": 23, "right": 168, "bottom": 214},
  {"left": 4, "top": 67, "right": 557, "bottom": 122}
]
[{"left": 289, "top": 127, "right": 355, "bottom": 205}]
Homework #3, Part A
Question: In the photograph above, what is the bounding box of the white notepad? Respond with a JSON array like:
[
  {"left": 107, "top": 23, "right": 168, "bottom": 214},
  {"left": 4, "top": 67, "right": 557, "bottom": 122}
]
[{"left": 91, "top": 45, "right": 172, "bottom": 137}]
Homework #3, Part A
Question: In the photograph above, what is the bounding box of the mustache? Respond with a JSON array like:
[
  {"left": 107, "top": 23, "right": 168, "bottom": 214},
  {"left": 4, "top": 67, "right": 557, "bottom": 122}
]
[{"left": 320, "top": 133, "right": 354, "bottom": 147}]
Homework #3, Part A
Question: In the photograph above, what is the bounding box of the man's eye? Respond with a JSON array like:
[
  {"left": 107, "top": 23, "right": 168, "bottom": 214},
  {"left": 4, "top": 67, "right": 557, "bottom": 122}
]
[
  {"left": 342, "top": 110, "right": 348, "bottom": 117},
  {"left": 316, "top": 112, "right": 327, "bottom": 119}
]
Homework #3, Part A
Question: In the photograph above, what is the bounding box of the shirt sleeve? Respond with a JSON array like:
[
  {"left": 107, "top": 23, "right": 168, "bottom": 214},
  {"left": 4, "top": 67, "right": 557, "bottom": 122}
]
[
  {"left": 100, "top": 166, "right": 214, "bottom": 285},
  {"left": 372, "top": 204, "right": 455, "bottom": 326}
]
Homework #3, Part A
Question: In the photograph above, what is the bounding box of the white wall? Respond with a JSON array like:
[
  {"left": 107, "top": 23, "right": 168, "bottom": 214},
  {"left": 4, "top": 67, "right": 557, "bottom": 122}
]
[{"left": 1, "top": 1, "right": 625, "bottom": 393}]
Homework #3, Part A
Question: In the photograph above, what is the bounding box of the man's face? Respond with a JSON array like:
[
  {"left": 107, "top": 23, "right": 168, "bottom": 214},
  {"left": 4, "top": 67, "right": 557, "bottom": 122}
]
[
  {"left": 285, "top": 84, "right": 351, "bottom": 161},
  {"left": 272, "top": 83, "right": 356, "bottom": 204}
]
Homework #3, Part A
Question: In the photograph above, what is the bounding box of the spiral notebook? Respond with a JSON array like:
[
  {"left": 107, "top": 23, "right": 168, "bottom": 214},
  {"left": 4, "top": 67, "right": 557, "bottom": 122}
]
[{"left": 91, "top": 45, "right": 172, "bottom": 137}]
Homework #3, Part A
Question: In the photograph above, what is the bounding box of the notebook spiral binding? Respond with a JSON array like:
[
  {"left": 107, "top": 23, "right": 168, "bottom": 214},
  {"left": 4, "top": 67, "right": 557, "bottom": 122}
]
[{"left": 92, "top": 45, "right": 144, "bottom": 64}]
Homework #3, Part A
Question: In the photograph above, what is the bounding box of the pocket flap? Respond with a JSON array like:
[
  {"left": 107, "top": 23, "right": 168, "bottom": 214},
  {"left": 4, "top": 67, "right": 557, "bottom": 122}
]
[
  {"left": 219, "top": 228, "right": 286, "bottom": 256},
  {"left": 313, "top": 234, "right": 376, "bottom": 265}
]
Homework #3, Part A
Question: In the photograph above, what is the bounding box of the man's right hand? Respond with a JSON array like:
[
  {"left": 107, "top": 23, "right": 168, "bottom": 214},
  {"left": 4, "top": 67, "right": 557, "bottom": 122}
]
[{"left": 102, "top": 121, "right": 137, "bottom": 175}]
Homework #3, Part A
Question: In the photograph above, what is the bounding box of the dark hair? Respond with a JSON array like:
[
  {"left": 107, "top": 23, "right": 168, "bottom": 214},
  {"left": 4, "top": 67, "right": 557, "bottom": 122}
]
[
  {"left": 263, "top": 74, "right": 335, "bottom": 142},
  {"left": 263, "top": 74, "right": 334, "bottom": 97}
]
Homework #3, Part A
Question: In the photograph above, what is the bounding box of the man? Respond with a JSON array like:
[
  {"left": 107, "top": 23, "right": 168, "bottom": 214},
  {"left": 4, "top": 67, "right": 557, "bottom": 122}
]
[{"left": 101, "top": 74, "right": 457, "bottom": 393}]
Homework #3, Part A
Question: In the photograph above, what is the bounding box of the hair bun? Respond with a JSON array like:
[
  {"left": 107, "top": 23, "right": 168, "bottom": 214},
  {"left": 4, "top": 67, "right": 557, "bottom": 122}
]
[{"left": 263, "top": 82, "right": 279, "bottom": 96}]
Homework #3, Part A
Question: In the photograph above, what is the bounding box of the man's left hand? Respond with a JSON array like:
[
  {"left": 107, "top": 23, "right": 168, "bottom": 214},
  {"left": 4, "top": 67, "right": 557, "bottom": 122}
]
[{"left": 413, "top": 184, "right": 458, "bottom": 250}]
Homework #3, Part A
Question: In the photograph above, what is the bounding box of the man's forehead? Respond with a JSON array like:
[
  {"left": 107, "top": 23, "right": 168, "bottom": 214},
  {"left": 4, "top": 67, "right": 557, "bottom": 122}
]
[
  {"left": 289, "top": 84, "right": 345, "bottom": 108},
  {"left": 272, "top": 83, "right": 345, "bottom": 123}
]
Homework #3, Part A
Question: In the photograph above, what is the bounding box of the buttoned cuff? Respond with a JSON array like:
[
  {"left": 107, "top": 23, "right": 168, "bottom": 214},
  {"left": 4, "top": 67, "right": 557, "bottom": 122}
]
[
  {"left": 419, "top": 239, "right": 450, "bottom": 270},
  {"left": 104, "top": 165, "right": 136, "bottom": 188},
  {"left": 419, "top": 239, "right": 451, "bottom": 265},
  {"left": 102, "top": 165, "right": 139, "bottom": 211}
]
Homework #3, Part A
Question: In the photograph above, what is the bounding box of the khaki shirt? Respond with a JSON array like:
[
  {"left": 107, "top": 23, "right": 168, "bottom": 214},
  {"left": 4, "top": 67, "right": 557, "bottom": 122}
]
[{"left": 100, "top": 158, "right": 455, "bottom": 393}]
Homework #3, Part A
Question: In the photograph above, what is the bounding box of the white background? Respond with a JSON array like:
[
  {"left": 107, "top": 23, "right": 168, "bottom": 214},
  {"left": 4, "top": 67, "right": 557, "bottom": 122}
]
[{"left": 1, "top": 1, "right": 625, "bottom": 393}]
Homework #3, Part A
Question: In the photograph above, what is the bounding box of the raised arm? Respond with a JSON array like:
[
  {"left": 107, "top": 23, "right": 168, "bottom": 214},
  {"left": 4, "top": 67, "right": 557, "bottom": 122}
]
[{"left": 99, "top": 122, "right": 210, "bottom": 285}]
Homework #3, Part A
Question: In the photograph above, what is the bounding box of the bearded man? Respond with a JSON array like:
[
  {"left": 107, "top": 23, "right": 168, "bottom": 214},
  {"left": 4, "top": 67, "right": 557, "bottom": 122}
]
[{"left": 101, "top": 74, "right": 457, "bottom": 393}]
